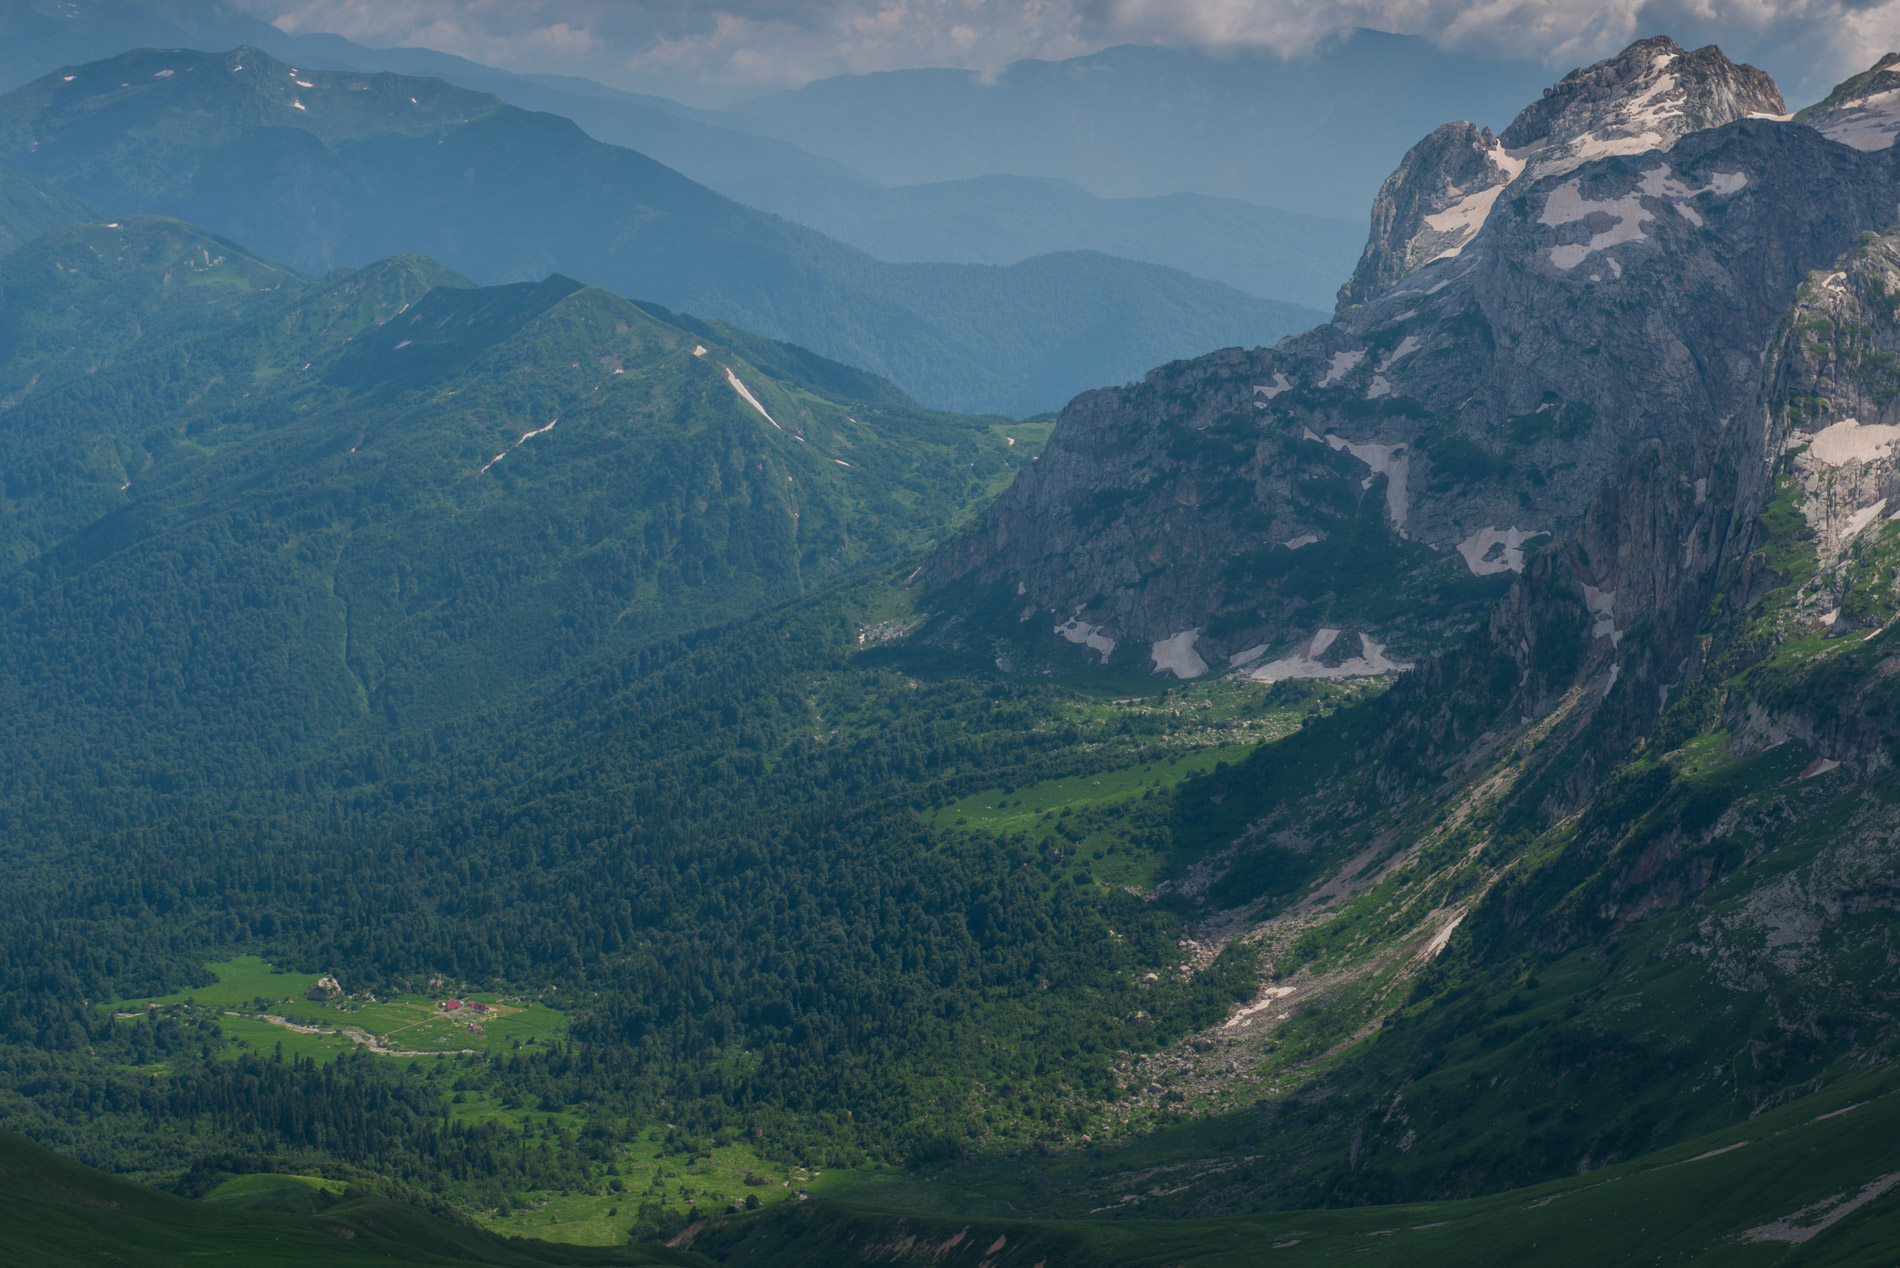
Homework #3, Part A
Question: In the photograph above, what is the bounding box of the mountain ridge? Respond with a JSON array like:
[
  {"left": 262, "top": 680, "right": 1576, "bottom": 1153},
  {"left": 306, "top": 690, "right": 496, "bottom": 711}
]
[{"left": 0, "top": 44, "right": 1321, "bottom": 416}]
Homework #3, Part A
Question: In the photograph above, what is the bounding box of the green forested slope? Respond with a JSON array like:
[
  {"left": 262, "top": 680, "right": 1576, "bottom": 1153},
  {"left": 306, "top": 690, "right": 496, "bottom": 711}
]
[
  {"left": 0, "top": 216, "right": 1027, "bottom": 801},
  {"left": 0, "top": 208, "right": 1275, "bottom": 1232},
  {"left": 0, "top": 159, "right": 90, "bottom": 256},
  {"left": 0, "top": 45, "right": 1322, "bottom": 415}
]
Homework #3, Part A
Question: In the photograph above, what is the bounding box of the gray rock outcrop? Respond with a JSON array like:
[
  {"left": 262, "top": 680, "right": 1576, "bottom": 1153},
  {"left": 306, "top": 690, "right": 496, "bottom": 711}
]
[
  {"left": 1797, "top": 52, "right": 1900, "bottom": 150},
  {"left": 1338, "top": 36, "right": 1784, "bottom": 312},
  {"left": 924, "top": 49, "right": 1897, "bottom": 686}
]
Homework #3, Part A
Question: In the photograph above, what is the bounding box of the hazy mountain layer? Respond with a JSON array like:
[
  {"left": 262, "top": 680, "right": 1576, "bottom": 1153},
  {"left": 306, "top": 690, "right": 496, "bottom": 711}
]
[
  {"left": 0, "top": 46, "right": 1321, "bottom": 417},
  {"left": 725, "top": 32, "right": 1554, "bottom": 219},
  {"left": 0, "top": 160, "right": 90, "bottom": 256},
  {"left": 0, "top": 1, "right": 1359, "bottom": 314},
  {"left": 713, "top": 174, "right": 1362, "bottom": 310}
]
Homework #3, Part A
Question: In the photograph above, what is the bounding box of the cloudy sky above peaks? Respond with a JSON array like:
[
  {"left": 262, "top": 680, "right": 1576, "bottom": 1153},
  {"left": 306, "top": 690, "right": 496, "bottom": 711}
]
[{"left": 233, "top": 0, "right": 1900, "bottom": 104}]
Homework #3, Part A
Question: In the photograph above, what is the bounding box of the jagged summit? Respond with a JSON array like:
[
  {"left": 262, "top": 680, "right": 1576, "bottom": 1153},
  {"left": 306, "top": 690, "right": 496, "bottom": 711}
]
[
  {"left": 1499, "top": 36, "right": 1783, "bottom": 170},
  {"left": 1338, "top": 36, "right": 1784, "bottom": 311},
  {"left": 1798, "top": 53, "right": 1900, "bottom": 150}
]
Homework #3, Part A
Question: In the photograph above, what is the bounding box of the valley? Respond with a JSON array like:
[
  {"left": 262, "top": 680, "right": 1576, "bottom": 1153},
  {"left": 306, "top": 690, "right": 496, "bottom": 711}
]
[{"left": 2, "top": 10, "right": 1900, "bottom": 1268}]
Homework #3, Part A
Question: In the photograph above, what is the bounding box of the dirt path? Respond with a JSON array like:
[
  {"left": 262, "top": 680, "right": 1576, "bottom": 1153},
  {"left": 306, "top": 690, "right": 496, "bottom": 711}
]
[{"left": 233, "top": 1012, "right": 477, "bottom": 1057}]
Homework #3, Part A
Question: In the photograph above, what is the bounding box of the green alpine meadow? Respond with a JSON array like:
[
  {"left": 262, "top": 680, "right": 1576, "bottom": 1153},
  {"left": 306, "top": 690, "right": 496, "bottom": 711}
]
[{"left": 3, "top": 7, "right": 1900, "bottom": 1266}]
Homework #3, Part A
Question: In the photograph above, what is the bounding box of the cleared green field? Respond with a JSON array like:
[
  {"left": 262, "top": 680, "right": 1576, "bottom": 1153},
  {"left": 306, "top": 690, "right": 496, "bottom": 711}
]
[
  {"left": 112, "top": 957, "right": 569, "bottom": 1063},
  {"left": 924, "top": 675, "right": 1377, "bottom": 891},
  {"left": 201, "top": 1172, "right": 347, "bottom": 1214},
  {"left": 474, "top": 1126, "right": 808, "bottom": 1247},
  {"left": 930, "top": 745, "right": 1250, "bottom": 837}
]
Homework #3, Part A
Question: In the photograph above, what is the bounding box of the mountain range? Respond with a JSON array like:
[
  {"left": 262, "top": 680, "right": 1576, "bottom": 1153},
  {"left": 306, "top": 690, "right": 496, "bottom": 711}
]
[
  {"left": 724, "top": 33, "right": 1555, "bottom": 218},
  {"left": 7, "top": 19, "right": 1900, "bottom": 1268},
  {"left": 0, "top": 3, "right": 1566, "bottom": 324},
  {"left": 0, "top": 43, "right": 1324, "bottom": 417}
]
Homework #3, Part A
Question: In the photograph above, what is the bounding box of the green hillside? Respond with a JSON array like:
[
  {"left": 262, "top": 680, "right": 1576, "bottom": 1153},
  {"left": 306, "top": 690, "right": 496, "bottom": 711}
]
[
  {"left": 0, "top": 216, "right": 1033, "bottom": 801},
  {"left": 0, "top": 45, "right": 1322, "bottom": 415},
  {"left": 0, "top": 1128, "right": 710, "bottom": 1267}
]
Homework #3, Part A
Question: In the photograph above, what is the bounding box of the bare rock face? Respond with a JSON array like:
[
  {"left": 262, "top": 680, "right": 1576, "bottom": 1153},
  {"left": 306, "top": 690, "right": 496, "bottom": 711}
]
[
  {"left": 1335, "top": 122, "right": 1522, "bottom": 312},
  {"left": 1338, "top": 37, "right": 1785, "bottom": 312},
  {"left": 1749, "top": 230, "right": 1900, "bottom": 612},
  {"left": 308, "top": 974, "right": 342, "bottom": 1001},
  {"left": 1798, "top": 53, "right": 1900, "bottom": 151},
  {"left": 924, "top": 111, "right": 1899, "bottom": 682}
]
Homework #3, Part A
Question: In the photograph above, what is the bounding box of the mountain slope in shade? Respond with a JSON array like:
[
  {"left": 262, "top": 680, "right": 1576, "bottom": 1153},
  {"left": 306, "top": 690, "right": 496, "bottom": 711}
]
[
  {"left": 0, "top": 45, "right": 1320, "bottom": 416},
  {"left": 1339, "top": 36, "right": 1785, "bottom": 310},
  {"left": 0, "top": 1127, "right": 705, "bottom": 1265}
]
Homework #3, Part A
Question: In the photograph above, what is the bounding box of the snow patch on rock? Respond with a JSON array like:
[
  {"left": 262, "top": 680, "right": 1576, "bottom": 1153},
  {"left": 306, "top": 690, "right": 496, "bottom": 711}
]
[
  {"left": 1151, "top": 630, "right": 1208, "bottom": 679},
  {"left": 1541, "top": 180, "right": 1650, "bottom": 269},
  {"left": 1325, "top": 435, "right": 1410, "bottom": 531},
  {"left": 1319, "top": 349, "right": 1366, "bottom": 387},
  {"left": 1244, "top": 630, "right": 1412, "bottom": 683},
  {"left": 1542, "top": 163, "right": 1743, "bottom": 269},
  {"left": 1843, "top": 499, "right": 1889, "bottom": 545},
  {"left": 1456, "top": 526, "right": 1549, "bottom": 575},
  {"left": 1583, "top": 584, "right": 1622, "bottom": 644},
  {"left": 1806, "top": 417, "right": 1900, "bottom": 466},
  {"left": 1253, "top": 372, "right": 1293, "bottom": 404},
  {"left": 724, "top": 366, "right": 781, "bottom": 430},
  {"left": 1811, "top": 86, "right": 1900, "bottom": 151},
  {"left": 1056, "top": 614, "right": 1116, "bottom": 664},
  {"left": 1378, "top": 336, "right": 1422, "bottom": 370}
]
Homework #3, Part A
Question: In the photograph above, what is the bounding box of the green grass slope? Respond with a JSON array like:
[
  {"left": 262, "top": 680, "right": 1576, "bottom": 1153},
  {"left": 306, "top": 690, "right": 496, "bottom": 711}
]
[
  {"left": 0, "top": 1128, "right": 709, "bottom": 1267},
  {"left": 0, "top": 45, "right": 1321, "bottom": 415}
]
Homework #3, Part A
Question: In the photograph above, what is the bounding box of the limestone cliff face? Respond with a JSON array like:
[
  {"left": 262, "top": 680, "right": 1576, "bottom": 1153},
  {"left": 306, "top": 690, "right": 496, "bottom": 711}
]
[
  {"left": 1743, "top": 230, "right": 1900, "bottom": 624},
  {"left": 1334, "top": 122, "right": 1520, "bottom": 313},
  {"left": 1337, "top": 37, "right": 1784, "bottom": 313},
  {"left": 924, "top": 112, "right": 1900, "bottom": 681}
]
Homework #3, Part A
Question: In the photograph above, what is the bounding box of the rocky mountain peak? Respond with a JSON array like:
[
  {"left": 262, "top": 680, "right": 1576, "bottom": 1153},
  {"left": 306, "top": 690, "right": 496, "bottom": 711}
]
[
  {"left": 1499, "top": 36, "right": 1782, "bottom": 167},
  {"left": 1338, "top": 36, "right": 1783, "bottom": 311},
  {"left": 1797, "top": 53, "right": 1900, "bottom": 151},
  {"left": 928, "top": 110, "right": 1900, "bottom": 686}
]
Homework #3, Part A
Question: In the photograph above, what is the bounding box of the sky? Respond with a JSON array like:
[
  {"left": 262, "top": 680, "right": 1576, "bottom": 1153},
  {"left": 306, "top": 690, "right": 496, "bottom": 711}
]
[{"left": 231, "top": 0, "right": 1900, "bottom": 105}]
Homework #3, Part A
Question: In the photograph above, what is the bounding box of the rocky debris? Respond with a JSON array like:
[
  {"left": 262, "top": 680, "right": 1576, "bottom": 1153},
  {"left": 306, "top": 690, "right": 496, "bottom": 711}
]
[
  {"left": 307, "top": 973, "right": 342, "bottom": 1001},
  {"left": 1339, "top": 37, "right": 1784, "bottom": 312},
  {"left": 1798, "top": 52, "right": 1900, "bottom": 151}
]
